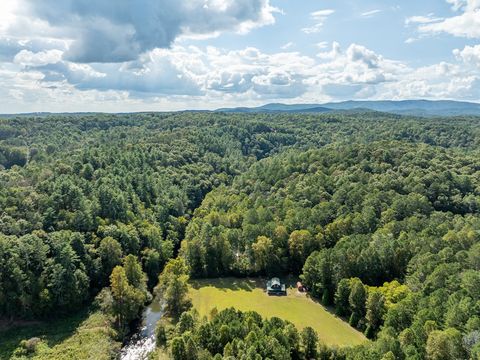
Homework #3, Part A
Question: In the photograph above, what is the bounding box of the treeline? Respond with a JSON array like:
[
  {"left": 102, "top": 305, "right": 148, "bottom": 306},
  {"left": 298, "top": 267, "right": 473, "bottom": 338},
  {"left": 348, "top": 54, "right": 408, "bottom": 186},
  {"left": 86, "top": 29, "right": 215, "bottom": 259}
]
[{"left": 156, "top": 306, "right": 335, "bottom": 360}]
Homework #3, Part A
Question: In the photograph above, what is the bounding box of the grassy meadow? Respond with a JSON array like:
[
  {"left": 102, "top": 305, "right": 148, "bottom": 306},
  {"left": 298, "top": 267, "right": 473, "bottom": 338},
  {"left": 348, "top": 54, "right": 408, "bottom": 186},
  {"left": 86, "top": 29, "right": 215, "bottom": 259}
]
[
  {"left": 189, "top": 278, "right": 367, "bottom": 348},
  {"left": 0, "top": 310, "right": 119, "bottom": 360}
]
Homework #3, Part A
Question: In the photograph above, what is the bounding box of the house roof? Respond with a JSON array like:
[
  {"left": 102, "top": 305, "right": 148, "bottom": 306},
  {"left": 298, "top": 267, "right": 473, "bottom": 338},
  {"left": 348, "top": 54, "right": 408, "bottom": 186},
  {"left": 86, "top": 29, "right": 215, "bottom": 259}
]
[{"left": 271, "top": 277, "right": 280, "bottom": 286}]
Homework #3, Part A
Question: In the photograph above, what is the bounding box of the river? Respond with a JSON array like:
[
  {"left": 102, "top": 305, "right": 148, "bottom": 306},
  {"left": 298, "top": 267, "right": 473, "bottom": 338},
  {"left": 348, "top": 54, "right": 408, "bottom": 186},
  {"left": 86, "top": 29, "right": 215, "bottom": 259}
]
[{"left": 119, "top": 299, "right": 164, "bottom": 360}]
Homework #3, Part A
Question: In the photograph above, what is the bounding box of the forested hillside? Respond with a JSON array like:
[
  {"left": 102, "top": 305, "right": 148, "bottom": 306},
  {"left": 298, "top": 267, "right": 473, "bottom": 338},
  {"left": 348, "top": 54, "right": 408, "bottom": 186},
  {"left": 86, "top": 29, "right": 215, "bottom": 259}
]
[
  {"left": 181, "top": 142, "right": 480, "bottom": 359},
  {"left": 1, "top": 112, "right": 480, "bottom": 359},
  {"left": 182, "top": 142, "right": 480, "bottom": 276}
]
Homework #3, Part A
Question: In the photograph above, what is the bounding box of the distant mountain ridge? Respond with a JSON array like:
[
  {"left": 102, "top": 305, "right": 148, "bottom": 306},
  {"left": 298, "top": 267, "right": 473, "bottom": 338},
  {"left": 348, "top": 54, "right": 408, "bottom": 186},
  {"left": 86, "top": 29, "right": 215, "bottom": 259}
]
[
  {"left": 217, "top": 100, "right": 480, "bottom": 117},
  {"left": 2, "top": 100, "right": 480, "bottom": 118}
]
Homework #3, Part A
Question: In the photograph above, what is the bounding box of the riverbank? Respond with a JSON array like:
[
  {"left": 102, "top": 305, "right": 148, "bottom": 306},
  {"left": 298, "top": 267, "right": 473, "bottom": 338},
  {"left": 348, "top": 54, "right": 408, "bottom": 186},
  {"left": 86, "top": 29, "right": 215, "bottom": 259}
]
[{"left": 119, "top": 298, "right": 164, "bottom": 360}]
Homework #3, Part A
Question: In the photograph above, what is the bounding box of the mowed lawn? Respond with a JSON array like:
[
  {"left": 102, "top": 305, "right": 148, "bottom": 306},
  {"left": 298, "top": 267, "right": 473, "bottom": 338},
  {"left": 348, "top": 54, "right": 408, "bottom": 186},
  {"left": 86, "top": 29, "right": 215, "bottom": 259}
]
[{"left": 189, "top": 278, "right": 367, "bottom": 348}]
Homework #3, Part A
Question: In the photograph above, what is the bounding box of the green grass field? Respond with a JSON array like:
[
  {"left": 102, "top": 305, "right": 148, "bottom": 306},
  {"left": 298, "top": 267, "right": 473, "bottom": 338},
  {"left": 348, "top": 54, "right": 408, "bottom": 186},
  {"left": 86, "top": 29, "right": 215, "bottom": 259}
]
[
  {"left": 189, "top": 278, "right": 367, "bottom": 348},
  {"left": 0, "top": 310, "right": 119, "bottom": 360}
]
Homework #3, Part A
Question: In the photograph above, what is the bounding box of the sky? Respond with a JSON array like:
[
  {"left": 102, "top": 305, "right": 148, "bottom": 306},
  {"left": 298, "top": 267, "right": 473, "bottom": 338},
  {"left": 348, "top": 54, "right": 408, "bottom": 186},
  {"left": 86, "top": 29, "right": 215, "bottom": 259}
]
[{"left": 0, "top": 0, "right": 479, "bottom": 113}]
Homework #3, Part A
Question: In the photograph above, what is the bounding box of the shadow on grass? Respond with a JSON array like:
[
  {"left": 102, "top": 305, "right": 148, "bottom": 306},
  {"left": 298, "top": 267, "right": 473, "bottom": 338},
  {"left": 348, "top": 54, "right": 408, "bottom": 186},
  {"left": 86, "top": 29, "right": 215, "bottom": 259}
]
[
  {"left": 0, "top": 308, "right": 90, "bottom": 360},
  {"left": 190, "top": 277, "right": 266, "bottom": 292},
  {"left": 190, "top": 275, "right": 301, "bottom": 293},
  {"left": 305, "top": 293, "right": 352, "bottom": 322},
  {"left": 192, "top": 275, "right": 346, "bottom": 322}
]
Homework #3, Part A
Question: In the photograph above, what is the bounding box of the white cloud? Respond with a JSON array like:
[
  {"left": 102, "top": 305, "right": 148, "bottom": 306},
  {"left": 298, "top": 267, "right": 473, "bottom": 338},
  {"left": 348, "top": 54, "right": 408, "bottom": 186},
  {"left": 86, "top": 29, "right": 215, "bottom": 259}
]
[
  {"left": 4, "top": 39, "right": 480, "bottom": 112},
  {"left": 252, "top": 71, "right": 307, "bottom": 98},
  {"left": 302, "top": 9, "right": 335, "bottom": 34},
  {"left": 380, "top": 52, "right": 480, "bottom": 101},
  {"left": 405, "top": 14, "right": 444, "bottom": 25},
  {"left": 306, "top": 42, "right": 412, "bottom": 100},
  {"left": 411, "top": 0, "right": 480, "bottom": 38},
  {"left": 316, "top": 41, "right": 329, "bottom": 50},
  {"left": 317, "top": 42, "right": 342, "bottom": 60},
  {"left": 6, "top": 41, "right": 406, "bottom": 108},
  {"left": 206, "top": 47, "right": 314, "bottom": 98},
  {"left": 175, "top": 42, "right": 401, "bottom": 102},
  {"left": 14, "top": 49, "right": 63, "bottom": 66},
  {"left": 281, "top": 42, "right": 294, "bottom": 50},
  {"left": 446, "top": 0, "right": 467, "bottom": 11},
  {"left": 0, "top": 0, "right": 19, "bottom": 34},
  {"left": 453, "top": 44, "right": 480, "bottom": 66},
  {"left": 15, "top": 0, "right": 278, "bottom": 63},
  {"left": 33, "top": 47, "right": 206, "bottom": 96},
  {"left": 311, "top": 9, "right": 336, "bottom": 18},
  {"left": 361, "top": 9, "right": 382, "bottom": 17},
  {"left": 346, "top": 44, "right": 382, "bottom": 69}
]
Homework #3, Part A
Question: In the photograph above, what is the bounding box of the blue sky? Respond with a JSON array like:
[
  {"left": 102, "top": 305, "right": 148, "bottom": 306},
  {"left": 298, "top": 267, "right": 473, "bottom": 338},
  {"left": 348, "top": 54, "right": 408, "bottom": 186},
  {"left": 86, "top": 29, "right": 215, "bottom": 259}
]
[
  {"left": 200, "top": 0, "right": 476, "bottom": 64},
  {"left": 0, "top": 0, "right": 479, "bottom": 112}
]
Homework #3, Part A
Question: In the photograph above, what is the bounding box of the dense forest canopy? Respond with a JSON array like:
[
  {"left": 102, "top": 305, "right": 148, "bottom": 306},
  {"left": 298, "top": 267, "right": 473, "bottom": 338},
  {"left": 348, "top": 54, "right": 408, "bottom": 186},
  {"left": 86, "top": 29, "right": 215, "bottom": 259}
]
[
  {"left": 180, "top": 141, "right": 480, "bottom": 358},
  {"left": 1, "top": 111, "right": 480, "bottom": 359},
  {"left": 181, "top": 142, "right": 480, "bottom": 277}
]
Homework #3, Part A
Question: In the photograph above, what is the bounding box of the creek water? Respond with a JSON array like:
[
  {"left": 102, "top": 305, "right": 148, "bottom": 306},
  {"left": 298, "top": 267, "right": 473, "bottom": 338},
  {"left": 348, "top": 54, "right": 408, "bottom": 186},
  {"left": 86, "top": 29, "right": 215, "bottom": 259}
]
[{"left": 119, "top": 299, "right": 164, "bottom": 360}]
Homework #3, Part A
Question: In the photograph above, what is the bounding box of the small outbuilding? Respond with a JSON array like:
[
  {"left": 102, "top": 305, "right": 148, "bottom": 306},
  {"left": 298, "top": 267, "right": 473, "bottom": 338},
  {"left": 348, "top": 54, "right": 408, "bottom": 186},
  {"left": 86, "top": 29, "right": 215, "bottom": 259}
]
[{"left": 266, "top": 277, "right": 287, "bottom": 295}]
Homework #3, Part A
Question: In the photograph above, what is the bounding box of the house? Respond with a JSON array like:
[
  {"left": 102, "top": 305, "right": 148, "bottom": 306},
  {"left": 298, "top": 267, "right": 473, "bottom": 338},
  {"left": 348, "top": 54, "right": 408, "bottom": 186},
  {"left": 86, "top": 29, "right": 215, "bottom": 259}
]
[{"left": 266, "top": 277, "right": 286, "bottom": 295}]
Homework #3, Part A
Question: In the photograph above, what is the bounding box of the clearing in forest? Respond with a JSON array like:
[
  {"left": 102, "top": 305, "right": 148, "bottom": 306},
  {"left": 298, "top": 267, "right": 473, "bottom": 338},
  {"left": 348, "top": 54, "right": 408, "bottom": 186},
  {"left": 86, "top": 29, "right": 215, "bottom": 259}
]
[{"left": 189, "top": 277, "right": 368, "bottom": 348}]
